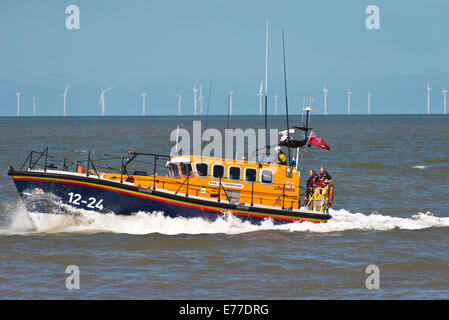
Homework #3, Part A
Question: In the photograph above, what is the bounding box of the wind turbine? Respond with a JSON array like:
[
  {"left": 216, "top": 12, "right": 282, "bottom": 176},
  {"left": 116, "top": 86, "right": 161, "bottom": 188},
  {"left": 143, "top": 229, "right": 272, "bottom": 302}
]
[
  {"left": 174, "top": 92, "right": 182, "bottom": 116},
  {"left": 274, "top": 92, "right": 278, "bottom": 116},
  {"left": 141, "top": 92, "right": 147, "bottom": 116},
  {"left": 193, "top": 82, "right": 198, "bottom": 116},
  {"left": 99, "top": 87, "right": 114, "bottom": 116},
  {"left": 61, "top": 83, "right": 70, "bottom": 117},
  {"left": 367, "top": 89, "right": 372, "bottom": 115},
  {"left": 443, "top": 88, "right": 448, "bottom": 115},
  {"left": 346, "top": 88, "right": 352, "bottom": 115},
  {"left": 227, "top": 90, "right": 234, "bottom": 116},
  {"left": 321, "top": 82, "right": 328, "bottom": 115},
  {"left": 257, "top": 80, "right": 263, "bottom": 116},
  {"left": 425, "top": 81, "right": 431, "bottom": 115},
  {"left": 32, "top": 96, "right": 38, "bottom": 116},
  {"left": 16, "top": 92, "right": 23, "bottom": 117},
  {"left": 198, "top": 85, "right": 204, "bottom": 116}
]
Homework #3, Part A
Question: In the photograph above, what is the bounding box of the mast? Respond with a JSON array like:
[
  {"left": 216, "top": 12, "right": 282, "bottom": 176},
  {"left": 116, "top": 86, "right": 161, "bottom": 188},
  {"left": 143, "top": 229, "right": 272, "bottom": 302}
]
[
  {"left": 264, "top": 19, "right": 269, "bottom": 150},
  {"left": 282, "top": 28, "right": 291, "bottom": 165}
]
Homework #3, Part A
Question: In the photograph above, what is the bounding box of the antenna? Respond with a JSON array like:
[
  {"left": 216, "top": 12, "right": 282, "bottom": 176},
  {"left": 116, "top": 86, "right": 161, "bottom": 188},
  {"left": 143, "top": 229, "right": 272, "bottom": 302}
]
[
  {"left": 282, "top": 28, "right": 291, "bottom": 164},
  {"left": 443, "top": 88, "right": 448, "bottom": 115},
  {"left": 264, "top": 20, "right": 269, "bottom": 149},
  {"left": 16, "top": 92, "right": 23, "bottom": 117},
  {"left": 99, "top": 87, "right": 114, "bottom": 116},
  {"left": 141, "top": 92, "right": 147, "bottom": 116},
  {"left": 426, "top": 81, "right": 431, "bottom": 115},
  {"left": 61, "top": 83, "right": 70, "bottom": 117},
  {"left": 347, "top": 88, "right": 352, "bottom": 115},
  {"left": 202, "top": 79, "right": 214, "bottom": 158},
  {"left": 367, "top": 89, "right": 372, "bottom": 115},
  {"left": 321, "top": 82, "right": 328, "bottom": 115},
  {"left": 193, "top": 82, "right": 198, "bottom": 116}
]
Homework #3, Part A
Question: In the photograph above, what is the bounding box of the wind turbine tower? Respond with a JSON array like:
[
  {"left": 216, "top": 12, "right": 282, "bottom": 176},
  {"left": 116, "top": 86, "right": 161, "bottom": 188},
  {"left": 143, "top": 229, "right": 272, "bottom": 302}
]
[
  {"left": 367, "top": 89, "right": 372, "bottom": 115},
  {"left": 257, "top": 81, "right": 263, "bottom": 116},
  {"left": 443, "top": 89, "right": 448, "bottom": 115},
  {"left": 228, "top": 90, "right": 234, "bottom": 116},
  {"left": 16, "top": 92, "right": 22, "bottom": 117},
  {"left": 174, "top": 92, "right": 182, "bottom": 116},
  {"left": 274, "top": 93, "right": 278, "bottom": 116},
  {"left": 61, "top": 83, "right": 70, "bottom": 117},
  {"left": 193, "top": 82, "right": 198, "bottom": 116},
  {"left": 426, "top": 81, "right": 431, "bottom": 115},
  {"left": 347, "top": 88, "right": 352, "bottom": 115},
  {"left": 32, "top": 97, "right": 38, "bottom": 116},
  {"left": 198, "top": 85, "right": 204, "bottom": 116},
  {"left": 141, "top": 92, "right": 147, "bottom": 116},
  {"left": 99, "top": 87, "right": 114, "bottom": 116},
  {"left": 322, "top": 82, "right": 328, "bottom": 115}
]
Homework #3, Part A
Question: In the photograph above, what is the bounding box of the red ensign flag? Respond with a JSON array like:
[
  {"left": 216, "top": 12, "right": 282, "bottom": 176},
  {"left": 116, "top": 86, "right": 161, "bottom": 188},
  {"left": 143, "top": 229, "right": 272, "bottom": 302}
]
[{"left": 308, "top": 131, "right": 330, "bottom": 150}]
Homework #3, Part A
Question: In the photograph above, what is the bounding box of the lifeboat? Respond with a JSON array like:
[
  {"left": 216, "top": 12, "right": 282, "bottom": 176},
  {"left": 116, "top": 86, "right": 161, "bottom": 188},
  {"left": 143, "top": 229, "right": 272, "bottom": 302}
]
[{"left": 7, "top": 110, "right": 333, "bottom": 225}]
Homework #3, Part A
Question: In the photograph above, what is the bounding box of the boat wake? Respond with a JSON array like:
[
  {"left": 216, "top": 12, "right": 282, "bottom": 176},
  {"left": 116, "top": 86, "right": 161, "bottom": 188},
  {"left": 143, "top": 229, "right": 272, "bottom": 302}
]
[{"left": 0, "top": 202, "right": 448, "bottom": 236}]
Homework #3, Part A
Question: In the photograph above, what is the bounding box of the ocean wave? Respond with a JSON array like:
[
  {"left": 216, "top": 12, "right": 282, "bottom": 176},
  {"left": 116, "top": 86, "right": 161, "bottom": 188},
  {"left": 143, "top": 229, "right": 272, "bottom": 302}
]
[
  {"left": 1, "top": 203, "right": 448, "bottom": 236},
  {"left": 413, "top": 165, "right": 428, "bottom": 170}
]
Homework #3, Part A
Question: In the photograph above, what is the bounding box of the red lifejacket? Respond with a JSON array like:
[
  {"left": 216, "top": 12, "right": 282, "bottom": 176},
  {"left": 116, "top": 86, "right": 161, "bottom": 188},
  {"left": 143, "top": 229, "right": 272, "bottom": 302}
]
[
  {"left": 307, "top": 174, "right": 319, "bottom": 189},
  {"left": 319, "top": 170, "right": 332, "bottom": 187}
]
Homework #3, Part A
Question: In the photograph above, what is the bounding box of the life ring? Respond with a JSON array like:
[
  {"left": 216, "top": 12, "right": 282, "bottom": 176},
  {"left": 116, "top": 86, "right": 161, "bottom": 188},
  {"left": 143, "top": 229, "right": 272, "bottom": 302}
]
[{"left": 328, "top": 185, "right": 334, "bottom": 206}]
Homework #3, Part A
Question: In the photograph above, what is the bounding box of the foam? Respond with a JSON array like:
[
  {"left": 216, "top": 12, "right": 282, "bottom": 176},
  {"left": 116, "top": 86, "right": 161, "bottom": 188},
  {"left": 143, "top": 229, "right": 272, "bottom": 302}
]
[{"left": 1, "top": 203, "right": 448, "bottom": 236}]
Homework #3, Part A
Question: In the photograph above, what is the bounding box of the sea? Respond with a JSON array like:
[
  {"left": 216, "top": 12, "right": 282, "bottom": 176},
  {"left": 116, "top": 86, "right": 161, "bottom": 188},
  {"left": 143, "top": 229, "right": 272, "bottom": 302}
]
[{"left": 0, "top": 115, "right": 448, "bottom": 299}]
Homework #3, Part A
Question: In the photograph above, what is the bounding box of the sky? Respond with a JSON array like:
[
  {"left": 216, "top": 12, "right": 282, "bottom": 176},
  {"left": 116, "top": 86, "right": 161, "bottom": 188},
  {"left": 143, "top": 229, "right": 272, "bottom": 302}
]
[{"left": 1, "top": 0, "right": 449, "bottom": 116}]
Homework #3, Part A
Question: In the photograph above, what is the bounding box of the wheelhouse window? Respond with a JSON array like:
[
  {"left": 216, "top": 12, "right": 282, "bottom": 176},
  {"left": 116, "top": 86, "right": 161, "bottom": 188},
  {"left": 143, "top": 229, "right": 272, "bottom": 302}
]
[
  {"left": 180, "top": 162, "right": 194, "bottom": 177},
  {"left": 167, "top": 163, "right": 180, "bottom": 178},
  {"left": 195, "top": 162, "right": 208, "bottom": 178},
  {"left": 260, "top": 169, "right": 273, "bottom": 184},
  {"left": 212, "top": 164, "right": 225, "bottom": 179},
  {"left": 245, "top": 168, "right": 257, "bottom": 182},
  {"left": 228, "top": 166, "right": 241, "bottom": 181}
]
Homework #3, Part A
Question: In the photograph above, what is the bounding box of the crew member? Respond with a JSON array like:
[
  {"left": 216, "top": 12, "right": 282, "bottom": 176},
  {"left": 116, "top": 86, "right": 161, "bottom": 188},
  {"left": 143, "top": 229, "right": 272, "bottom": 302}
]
[
  {"left": 319, "top": 166, "right": 333, "bottom": 187},
  {"left": 305, "top": 170, "right": 319, "bottom": 207},
  {"left": 276, "top": 146, "right": 287, "bottom": 165},
  {"left": 318, "top": 166, "right": 333, "bottom": 212}
]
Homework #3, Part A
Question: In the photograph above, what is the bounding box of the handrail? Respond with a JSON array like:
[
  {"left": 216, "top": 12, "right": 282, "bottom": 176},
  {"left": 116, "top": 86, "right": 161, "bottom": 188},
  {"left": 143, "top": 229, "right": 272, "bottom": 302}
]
[
  {"left": 17, "top": 147, "right": 308, "bottom": 211},
  {"left": 303, "top": 187, "right": 330, "bottom": 214}
]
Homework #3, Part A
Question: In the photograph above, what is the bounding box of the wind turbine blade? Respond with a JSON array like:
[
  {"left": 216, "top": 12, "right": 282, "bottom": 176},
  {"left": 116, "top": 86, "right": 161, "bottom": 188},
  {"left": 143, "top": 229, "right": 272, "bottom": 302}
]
[
  {"left": 64, "top": 83, "right": 70, "bottom": 95},
  {"left": 259, "top": 81, "right": 263, "bottom": 94}
]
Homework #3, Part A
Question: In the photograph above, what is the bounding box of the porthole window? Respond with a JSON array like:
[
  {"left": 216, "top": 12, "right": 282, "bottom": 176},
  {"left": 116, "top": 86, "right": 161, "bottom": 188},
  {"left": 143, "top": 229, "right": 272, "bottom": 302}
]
[
  {"left": 228, "top": 166, "right": 241, "bottom": 181},
  {"left": 195, "top": 162, "right": 209, "bottom": 178},
  {"left": 212, "top": 164, "right": 225, "bottom": 179},
  {"left": 245, "top": 168, "right": 257, "bottom": 182},
  {"left": 260, "top": 169, "right": 273, "bottom": 184}
]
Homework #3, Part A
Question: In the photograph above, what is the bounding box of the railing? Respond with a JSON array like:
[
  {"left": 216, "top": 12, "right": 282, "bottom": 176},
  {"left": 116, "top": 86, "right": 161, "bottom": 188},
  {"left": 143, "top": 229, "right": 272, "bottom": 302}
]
[
  {"left": 18, "top": 147, "right": 170, "bottom": 186},
  {"left": 303, "top": 187, "right": 330, "bottom": 214},
  {"left": 17, "top": 147, "right": 322, "bottom": 213}
]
